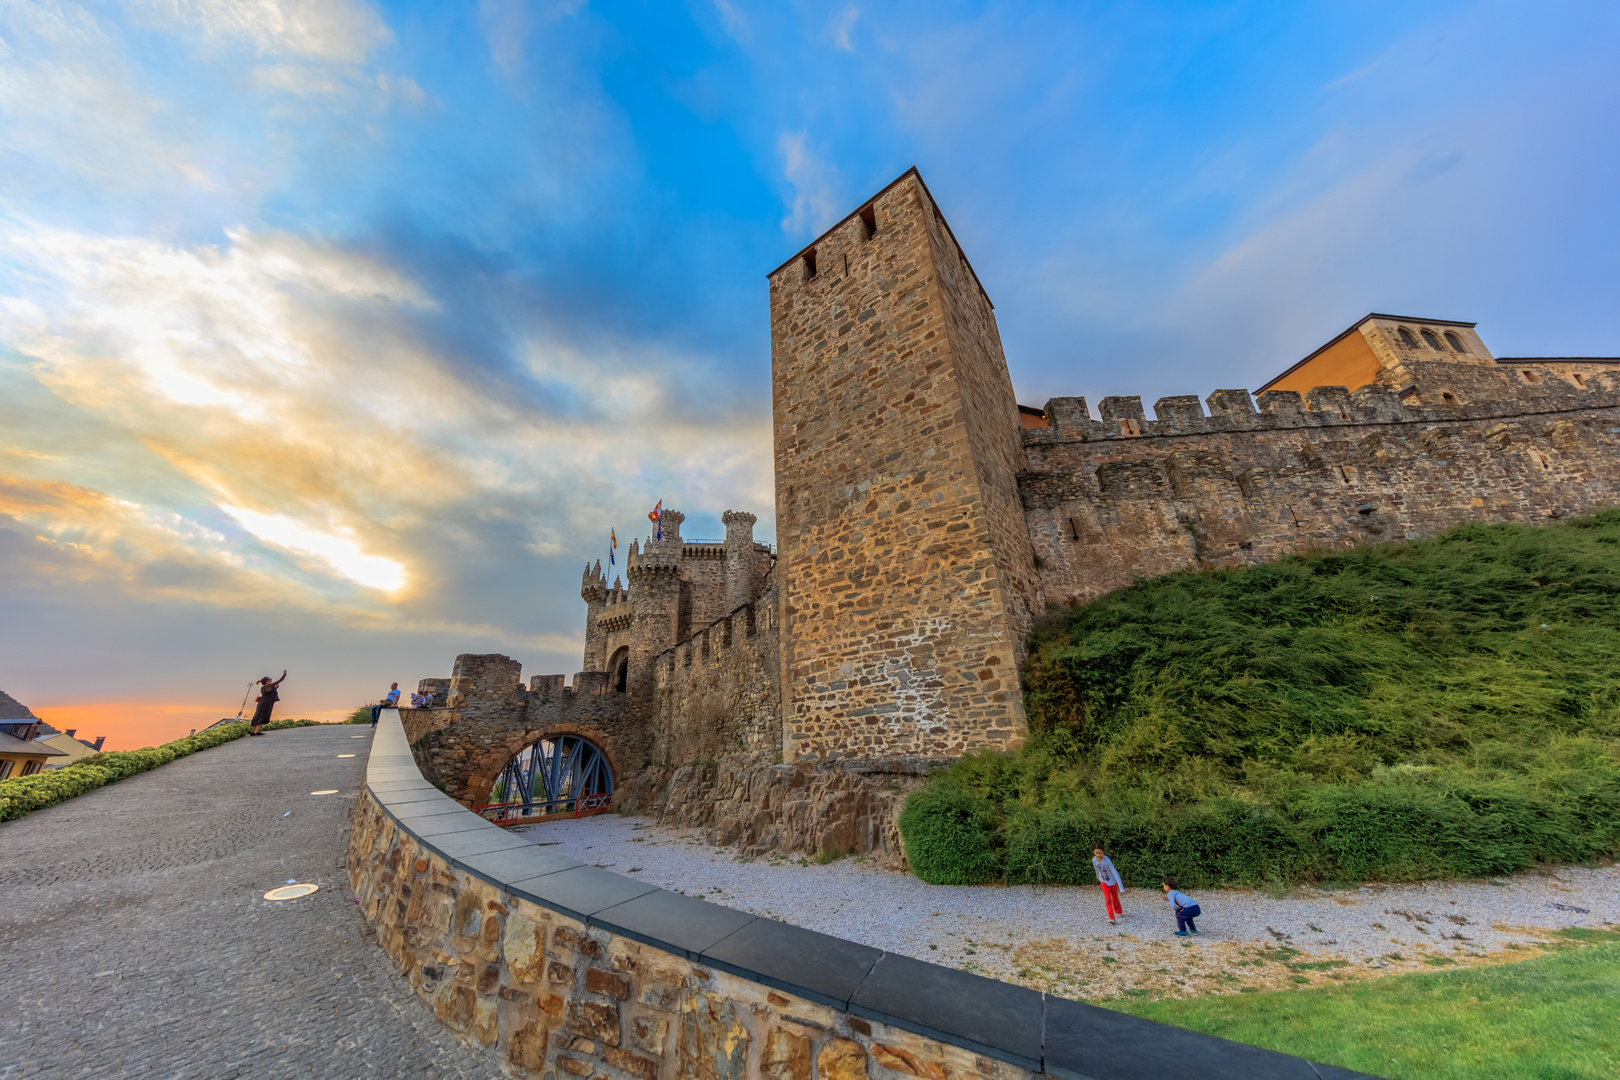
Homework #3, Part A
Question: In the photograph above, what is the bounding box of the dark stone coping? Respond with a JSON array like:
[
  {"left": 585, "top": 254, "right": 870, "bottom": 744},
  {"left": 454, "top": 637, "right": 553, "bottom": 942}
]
[{"left": 361, "top": 716, "right": 1383, "bottom": 1080}]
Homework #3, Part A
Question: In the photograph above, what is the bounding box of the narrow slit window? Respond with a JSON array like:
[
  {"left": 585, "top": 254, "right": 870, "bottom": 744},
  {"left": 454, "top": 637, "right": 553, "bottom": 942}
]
[
  {"left": 1522, "top": 370, "right": 1542, "bottom": 384},
  {"left": 803, "top": 249, "right": 818, "bottom": 279},
  {"left": 1068, "top": 517, "right": 1080, "bottom": 542},
  {"left": 1572, "top": 373, "right": 1588, "bottom": 388},
  {"left": 859, "top": 205, "right": 877, "bottom": 238},
  {"left": 1441, "top": 391, "right": 1459, "bottom": 405}
]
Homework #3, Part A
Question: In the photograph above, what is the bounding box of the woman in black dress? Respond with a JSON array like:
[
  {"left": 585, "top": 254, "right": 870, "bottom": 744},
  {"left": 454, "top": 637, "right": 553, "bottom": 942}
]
[{"left": 249, "top": 670, "right": 287, "bottom": 736}]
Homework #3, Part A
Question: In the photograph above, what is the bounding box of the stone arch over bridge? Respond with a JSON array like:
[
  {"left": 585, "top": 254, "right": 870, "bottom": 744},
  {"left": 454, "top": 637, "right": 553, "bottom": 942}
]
[
  {"left": 408, "top": 655, "right": 648, "bottom": 808},
  {"left": 465, "top": 723, "right": 623, "bottom": 813}
]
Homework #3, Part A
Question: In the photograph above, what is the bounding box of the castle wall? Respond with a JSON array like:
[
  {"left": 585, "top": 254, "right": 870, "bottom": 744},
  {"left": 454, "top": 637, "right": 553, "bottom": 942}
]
[
  {"left": 650, "top": 569, "right": 782, "bottom": 767},
  {"left": 414, "top": 168, "right": 1620, "bottom": 864},
  {"left": 921, "top": 194, "right": 1045, "bottom": 656},
  {"left": 408, "top": 656, "right": 641, "bottom": 808},
  {"left": 677, "top": 544, "right": 728, "bottom": 640},
  {"left": 1021, "top": 366, "right": 1620, "bottom": 605},
  {"left": 769, "top": 169, "right": 1036, "bottom": 764}
]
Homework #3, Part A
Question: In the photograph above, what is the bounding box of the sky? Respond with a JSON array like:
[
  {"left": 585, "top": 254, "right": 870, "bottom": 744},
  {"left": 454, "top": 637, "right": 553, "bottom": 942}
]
[{"left": 2, "top": 0, "right": 1616, "bottom": 748}]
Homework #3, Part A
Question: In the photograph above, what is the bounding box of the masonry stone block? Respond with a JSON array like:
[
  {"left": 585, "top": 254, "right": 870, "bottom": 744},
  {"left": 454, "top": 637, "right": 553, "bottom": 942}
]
[
  {"left": 1098, "top": 395, "right": 1145, "bottom": 421},
  {"left": 1304, "top": 386, "right": 1353, "bottom": 414},
  {"left": 1205, "top": 388, "right": 1256, "bottom": 416},
  {"left": 504, "top": 912, "right": 547, "bottom": 984},
  {"left": 1256, "top": 389, "right": 1305, "bottom": 415},
  {"left": 817, "top": 1040, "right": 870, "bottom": 1080},
  {"left": 1041, "top": 397, "right": 1090, "bottom": 439},
  {"left": 1153, "top": 395, "right": 1205, "bottom": 424},
  {"left": 678, "top": 992, "right": 750, "bottom": 1080}
]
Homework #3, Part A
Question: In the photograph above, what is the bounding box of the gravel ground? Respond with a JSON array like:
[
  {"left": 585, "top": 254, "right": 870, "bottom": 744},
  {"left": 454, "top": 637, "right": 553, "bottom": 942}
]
[{"left": 517, "top": 814, "right": 1620, "bottom": 1002}]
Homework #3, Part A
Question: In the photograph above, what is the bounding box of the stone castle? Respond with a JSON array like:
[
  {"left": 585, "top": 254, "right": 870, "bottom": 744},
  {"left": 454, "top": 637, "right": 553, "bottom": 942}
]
[{"left": 409, "top": 167, "right": 1620, "bottom": 858}]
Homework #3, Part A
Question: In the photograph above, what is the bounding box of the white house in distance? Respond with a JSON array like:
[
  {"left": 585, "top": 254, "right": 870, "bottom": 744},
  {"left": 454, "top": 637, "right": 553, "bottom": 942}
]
[
  {"left": 0, "top": 690, "right": 65, "bottom": 779},
  {"left": 0, "top": 690, "right": 107, "bottom": 777}
]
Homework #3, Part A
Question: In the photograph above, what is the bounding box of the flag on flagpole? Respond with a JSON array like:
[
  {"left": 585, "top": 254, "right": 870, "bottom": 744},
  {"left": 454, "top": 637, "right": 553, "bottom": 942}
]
[
  {"left": 648, "top": 500, "right": 662, "bottom": 541},
  {"left": 609, "top": 528, "right": 617, "bottom": 565}
]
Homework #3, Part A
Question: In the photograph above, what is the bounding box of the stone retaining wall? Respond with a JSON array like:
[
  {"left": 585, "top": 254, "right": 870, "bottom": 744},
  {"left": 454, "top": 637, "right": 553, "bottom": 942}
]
[
  {"left": 348, "top": 714, "right": 1379, "bottom": 1080},
  {"left": 619, "top": 752, "right": 925, "bottom": 867}
]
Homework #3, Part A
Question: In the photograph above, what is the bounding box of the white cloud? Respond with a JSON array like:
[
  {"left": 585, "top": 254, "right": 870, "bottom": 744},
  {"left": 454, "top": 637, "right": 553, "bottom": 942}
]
[
  {"left": 220, "top": 503, "right": 406, "bottom": 591},
  {"left": 377, "top": 72, "right": 427, "bottom": 107},
  {"left": 712, "top": 0, "right": 745, "bottom": 40},
  {"left": 477, "top": 0, "right": 586, "bottom": 81},
  {"left": 830, "top": 7, "right": 858, "bottom": 52},
  {"left": 136, "top": 0, "right": 392, "bottom": 62},
  {"left": 0, "top": 219, "right": 774, "bottom": 620},
  {"left": 778, "top": 131, "right": 842, "bottom": 236}
]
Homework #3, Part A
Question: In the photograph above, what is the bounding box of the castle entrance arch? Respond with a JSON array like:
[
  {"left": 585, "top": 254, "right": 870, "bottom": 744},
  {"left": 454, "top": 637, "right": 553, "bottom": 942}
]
[
  {"left": 607, "top": 646, "right": 629, "bottom": 693},
  {"left": 477, "top": 732, "right": 615, "bottom": 822}
]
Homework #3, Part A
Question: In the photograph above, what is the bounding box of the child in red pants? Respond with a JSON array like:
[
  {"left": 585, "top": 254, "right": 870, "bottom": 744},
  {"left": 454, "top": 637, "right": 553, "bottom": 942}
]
[{"left": 1092, "top": 846, "right": 1124, "bottom": 923}]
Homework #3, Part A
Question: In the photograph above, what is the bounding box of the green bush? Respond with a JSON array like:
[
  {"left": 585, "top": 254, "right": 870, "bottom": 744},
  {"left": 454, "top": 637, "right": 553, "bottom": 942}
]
[
  {"left": 1005, "top": 807, "right": 1101, "bottom": 885},
  {"left": 0, "top": 718, "right": 323, "bottom": 822},
  {"left": 345, "top": 705, "right": 374, "bottom": 724},
  {"left": 900, "top": 513, "right": 1620, "bottom": 887},
  {"left": 898, "top": 781, "right": 1004, "bottom": 885}
]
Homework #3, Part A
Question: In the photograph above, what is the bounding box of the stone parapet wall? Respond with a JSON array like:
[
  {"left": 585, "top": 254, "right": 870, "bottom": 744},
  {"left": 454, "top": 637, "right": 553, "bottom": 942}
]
[
  {"left": 1024, "top": 367, "right": 1619, "bottom": 445},
  {"left": 403, "top": 706, "right": 449, "bottom": 746},
  {"left": 350, "top": 713, "right": 1369, "bottom": 1080},
  {"left": 1022, "top": 371, "right": 1620, "bottom": 604}
]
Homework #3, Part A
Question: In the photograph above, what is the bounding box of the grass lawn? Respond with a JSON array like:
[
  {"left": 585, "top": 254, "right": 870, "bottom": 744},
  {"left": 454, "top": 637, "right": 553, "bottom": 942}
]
[{"left": 1105, "top": 931, "right": 1620, "bottom": 1079}]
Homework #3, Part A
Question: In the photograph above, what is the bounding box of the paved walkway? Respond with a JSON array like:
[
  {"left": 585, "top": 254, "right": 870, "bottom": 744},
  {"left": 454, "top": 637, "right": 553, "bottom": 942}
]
[{"left": 0, "top": 726, "right": 497, "bottom": 1079}]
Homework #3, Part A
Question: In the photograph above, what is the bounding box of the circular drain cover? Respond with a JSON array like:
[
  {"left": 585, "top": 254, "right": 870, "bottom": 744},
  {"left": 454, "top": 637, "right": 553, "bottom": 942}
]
[{"left": 264, "top": 883, "right": 319, "bottom": 901}]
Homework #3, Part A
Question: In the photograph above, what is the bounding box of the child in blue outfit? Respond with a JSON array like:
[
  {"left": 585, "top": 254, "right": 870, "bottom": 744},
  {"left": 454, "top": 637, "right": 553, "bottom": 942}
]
[{"left": 1162, "top": 877, "right": 1201, "bottom": 936}]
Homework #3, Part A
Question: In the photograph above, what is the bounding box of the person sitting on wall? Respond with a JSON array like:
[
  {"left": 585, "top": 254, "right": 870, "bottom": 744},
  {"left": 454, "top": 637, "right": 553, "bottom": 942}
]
[
  {"left": 409, "top": 691, "right": 432, "bottom": 708},
  {"left": 370, "top": 683, "right": 401, "bottom": 727}
]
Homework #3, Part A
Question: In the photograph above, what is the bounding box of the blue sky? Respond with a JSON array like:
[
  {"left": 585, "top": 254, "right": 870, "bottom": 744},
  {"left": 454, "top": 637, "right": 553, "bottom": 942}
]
[{"left": 2, "top": 0, "right": 1616, "bottom": 743}]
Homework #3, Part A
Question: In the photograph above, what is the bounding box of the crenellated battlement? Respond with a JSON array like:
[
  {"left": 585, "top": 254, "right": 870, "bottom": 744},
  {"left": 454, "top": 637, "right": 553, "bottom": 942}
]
[
  {"left": 1019, "top": 360, "right": 1620, "bottom": 606},
  {"left": 655, "top": 562, "right": 779, "bottom": 677},
  {"left": 1024, "top": 367, "right": 1620, "bottom": 447}
]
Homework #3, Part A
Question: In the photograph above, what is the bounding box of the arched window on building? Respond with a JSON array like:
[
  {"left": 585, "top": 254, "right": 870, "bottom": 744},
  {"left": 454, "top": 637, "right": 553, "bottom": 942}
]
[
  {"left": 607, "top": 646, "right": 629, "bottom": 693},
  {"left": 1398, "top": 327, "right": 1419, "bottom": 348},
  {"left": 1421, "top": 329, "right": 1443, "bottom": 350},
  {"left": 1444, "top": 331, "right": 1467, "bottom": 353}
]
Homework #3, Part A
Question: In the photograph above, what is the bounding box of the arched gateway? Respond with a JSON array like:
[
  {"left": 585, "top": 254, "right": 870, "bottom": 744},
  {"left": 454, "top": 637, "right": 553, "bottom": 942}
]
[{"left": 477, "top": 733, "right": 614, "bottom": 822}]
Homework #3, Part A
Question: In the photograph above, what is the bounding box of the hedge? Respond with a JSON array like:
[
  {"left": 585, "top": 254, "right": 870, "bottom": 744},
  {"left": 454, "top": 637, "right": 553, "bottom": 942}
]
[{"left": 0, "top": 719, "right": 323, "bottom": 822}]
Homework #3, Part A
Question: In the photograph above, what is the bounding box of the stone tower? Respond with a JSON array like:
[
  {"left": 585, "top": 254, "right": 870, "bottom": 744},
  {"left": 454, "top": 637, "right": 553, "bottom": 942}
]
[
  {"left": 624, "top": 511, "right": 684, "bottom": 698},
  {"left": 722, "top": 510, "right": 760, "bottom": 613},
  {"left": 580, "top": 560, "right": 608, "bottom": 672},
  {"left": 768, "top": 167, "right": 1043, "bottom": 762}
]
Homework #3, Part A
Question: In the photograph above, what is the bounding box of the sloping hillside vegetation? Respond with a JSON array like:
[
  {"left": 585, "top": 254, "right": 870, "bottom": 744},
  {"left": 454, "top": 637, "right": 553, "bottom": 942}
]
[{"left": 900, "top": 513, "right": 1620, "bottom": 887}]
